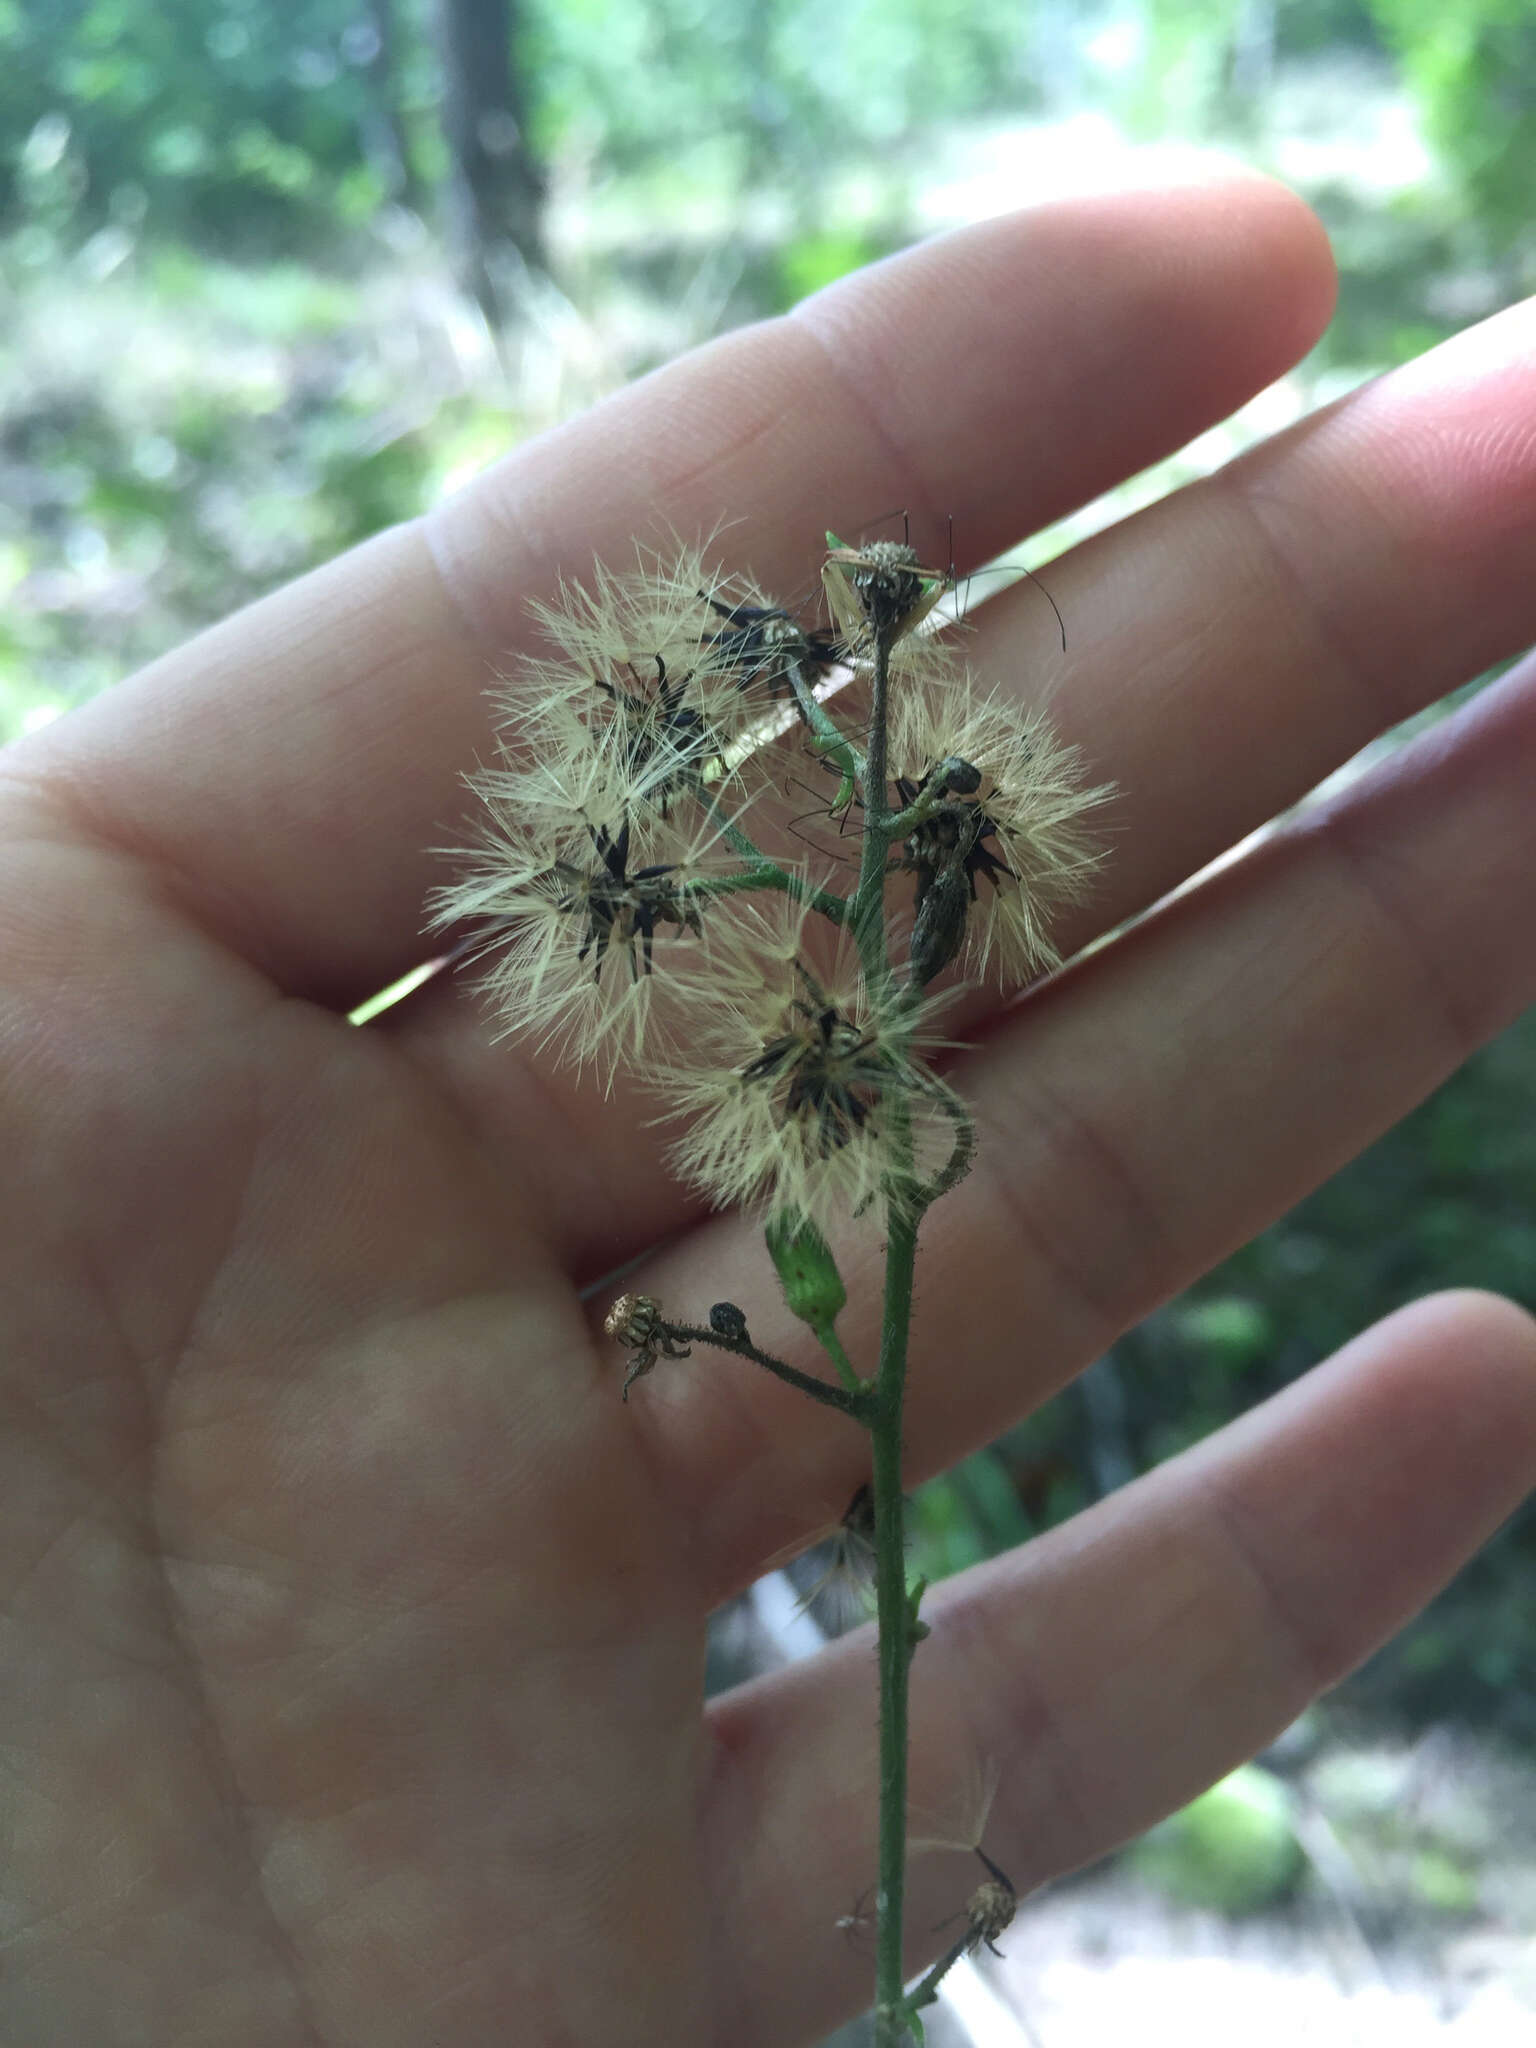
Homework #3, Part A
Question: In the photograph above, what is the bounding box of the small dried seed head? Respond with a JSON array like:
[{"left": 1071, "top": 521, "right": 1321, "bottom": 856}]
[
  {"left": 476, "top": 552, "right": 789, "bottom": 851},
  {"left": 822, "top": 534, "right": 947, "bottom": 653},
  {"left": 604, "top": 1293, "right": 662, "bottom": 1347},
  {"left": 965, "top": 1874, "right": 1017, "bottom": 1955},
  {"left": 740, "top": 970, "right": 888, "bottom": 1154},
  {"left": 604, "top": 1291, "right": 692, "bottom": 1400},
  {"left": 431, "top": 787, "right": 736, "bottom": 1089},
  {"left": 586, "top": 654, "right": 722, "bottom": 809}
]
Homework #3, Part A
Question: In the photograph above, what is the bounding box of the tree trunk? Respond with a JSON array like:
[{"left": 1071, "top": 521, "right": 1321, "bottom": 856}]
[{"left": 434, "top": 0, "right": 546, "bottom": 320}]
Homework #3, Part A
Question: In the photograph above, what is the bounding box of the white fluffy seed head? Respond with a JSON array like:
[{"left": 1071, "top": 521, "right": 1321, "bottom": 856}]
[
  {"left": 888, "top": 671, "right": 1110, "bottom": 987},
  {"left": 430, "top": 548, "right": 839, "bottom": 1086},
  {"left": 514, "top": 548, "right": 803, "bottom": 791},
  {"left": 430, "top": 792, "right": 734, "bottom": 1089},
  {"left": 650, "top": 895, "right": 947, "bottom": 1230},
  {"left": 472, "top": 550, "right": 829, "bottom": 865}
]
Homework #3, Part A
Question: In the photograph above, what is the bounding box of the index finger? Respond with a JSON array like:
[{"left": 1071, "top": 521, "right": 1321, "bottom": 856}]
[{"left": 9, "top": 179, "right": 1332, "bottom": 1009}]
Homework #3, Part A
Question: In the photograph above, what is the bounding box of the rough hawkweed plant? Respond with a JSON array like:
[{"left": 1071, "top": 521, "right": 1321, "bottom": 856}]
[{"left": 432, "top": 530, "right": 1108, "bottom": 2043}]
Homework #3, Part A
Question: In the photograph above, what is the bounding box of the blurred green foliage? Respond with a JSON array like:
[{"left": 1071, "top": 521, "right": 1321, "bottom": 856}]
[
  {"left": 1129, "top": 1766, "right": 1305, "bottom": 1913},
  {"left": 1368, "top": 0, "right": 1536, "bottom": 237},
  {"left": 0, "top": 0, "right": 403, "bottom": 247}
]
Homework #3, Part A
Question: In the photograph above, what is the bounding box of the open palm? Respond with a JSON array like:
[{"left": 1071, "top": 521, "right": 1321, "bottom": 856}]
[{"left": 6, "top": 177, "right": 1536, "bottom": 2047}]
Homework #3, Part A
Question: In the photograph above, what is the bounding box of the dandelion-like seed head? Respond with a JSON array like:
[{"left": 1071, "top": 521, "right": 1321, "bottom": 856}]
[
  {"left": 888, "top": 674, "right": 1109, "bottom": 988},
  {"left": 484, "top": 549, "right": 843, "bottom": 848},
  {"left": 432, "top": 792, "right": 729, "bottom": 1089},
  {"left": 530, "top": 551, "right": 744, "bottom": 711},
  {"left": 504, "top": 549, "right": 783, "bottom": 817},
  {"left": 653, "top": 897, "right": 943, "bottom": 1229}
]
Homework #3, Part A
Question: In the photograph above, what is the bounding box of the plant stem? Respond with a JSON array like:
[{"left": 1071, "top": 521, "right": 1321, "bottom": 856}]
[
  {"left": 870, "top": 1198, "right": 920, "bottom": 2045},
  {"left": 854, "top": 637, "right": 894, "bottom": 950},
  {"left": 687, "top": 865, "right": 847, "bottom": 918},
  {"left": 811, "top": 1316, "right": 862, "bottom": 1394},
  {"left": 903, "top": 1935, "right": 969, "bottom": 2019},
  {"left": 683, "top": 775, "right": 848, "bottom": 921},
  {"left": 663, "top": 1323, "right": 871, "bottom": 1418},
  {"left": 787, "top": 657, "right": 866, "bottom": 789},
  {"left": 839, "top": 622, "right": 928, "bottom": 2044}
]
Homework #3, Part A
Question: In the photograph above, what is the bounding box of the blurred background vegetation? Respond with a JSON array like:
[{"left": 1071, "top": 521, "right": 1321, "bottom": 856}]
[{"left": 5, "top": 0, "right": 1534, "bottom": 1898}]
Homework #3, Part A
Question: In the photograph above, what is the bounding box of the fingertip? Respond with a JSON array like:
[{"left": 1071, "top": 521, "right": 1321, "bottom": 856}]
[
  {"left": 1388, "top": 1285, "right": 1536, "bottom": 1412},
  {"left": 1215, "top": 170, "right": 1337, "bottom": 333},
  {"left": 1112, "top": 169, "right": 1337, "bottom": 365},
  {"left": 1292, "top": 1286, "right": 1536, "bottom": 1492}
]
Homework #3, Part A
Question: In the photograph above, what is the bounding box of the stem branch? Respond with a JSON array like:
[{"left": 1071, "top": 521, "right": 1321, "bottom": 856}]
[
  {"left": 664, "top": 1323, "right": 872, "bottom": 1419},
  {"left": 787, "top": 657, "right": 866, "bottom": 791},
  {"left": 683, "top": 773, "right": 848, "bottom": 921},
  {"left": 811, "top": 1316, "right": 863, "bottom": 1395}
]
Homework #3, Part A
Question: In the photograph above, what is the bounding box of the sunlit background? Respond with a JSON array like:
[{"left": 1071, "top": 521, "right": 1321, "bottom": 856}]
[{"left": 6, "top": 4, "right": 1535, "bottom": 2042}]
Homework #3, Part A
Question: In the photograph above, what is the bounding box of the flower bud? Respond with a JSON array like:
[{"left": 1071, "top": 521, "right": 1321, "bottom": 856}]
[{"left": 764, "top": 1214, "right": 847, "bottom": 1328}]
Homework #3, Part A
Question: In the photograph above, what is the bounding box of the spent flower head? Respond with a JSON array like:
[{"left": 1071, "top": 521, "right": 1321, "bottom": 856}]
[
  {"left": 888, "top": 670, "right": 1108, "bottom": 987},
  {"left": 652, "top": 896, "right": 948, "bottom": 1230},
  {"left": 503, "top": 550, "right": 792, "bottom": 826},
  {"left": 821, "top": 532, "right": 951, "bottom": 654},
  {"left": 431, "top": 783, "right": 731, "bottom": 1086}
]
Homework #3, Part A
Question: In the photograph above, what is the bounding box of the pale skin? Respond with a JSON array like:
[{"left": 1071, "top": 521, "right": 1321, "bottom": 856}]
[{"left": 4, "top": 175, "right": 1536, "bottom": 2047}]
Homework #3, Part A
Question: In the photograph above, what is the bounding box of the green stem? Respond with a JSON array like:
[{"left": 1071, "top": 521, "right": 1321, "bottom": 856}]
[
  {"left": 854, "top": 636, "right": 894, "bottom": 952},
  {"left": 664, "top": 1323, "right": 871, "bottom": 1418},
  {"left": 836, "top": 621, "right": 929, "bottom": 2046},
  {"left": 787, "top": 657, "right": 866, "bottom": 789},
  {"left": 811, "top": 1316, "right": 862, "bottom": 1395},
  {"left": 870, "top": 1200, "right": 920, "bottom": 2045},
  {"left": 686, "top": 867, "right": 848, "bottom": 920},
  {"left": 884, "top": 787, "right": 946, "bottom": 840},
  {"left": 683, "top": 773, "right": 847, "bottom": 922},
  {"left": 903, "top": 1935, "right": 970, "bottom": 2019}
]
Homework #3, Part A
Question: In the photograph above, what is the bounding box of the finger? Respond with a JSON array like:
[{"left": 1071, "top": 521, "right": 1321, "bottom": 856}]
[
  {"left": 1003, "top": 285, "right": 1536, "bottom": 959},
  {"left": 11, "top": 180, "right": 1331, "bottom": 1009},
  {"left": 700, "top": 1290, "right": 1536, "bottom": 2048},
  {"left": 616, "top": 650, "right": 1536, "bottom": 1595},
  {"left": 387, "top": 290, "right": 1536, "bottom": 1279}
]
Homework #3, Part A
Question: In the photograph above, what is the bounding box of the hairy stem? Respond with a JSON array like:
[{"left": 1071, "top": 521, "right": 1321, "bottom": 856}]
[
  {"left": 687, "top": 866, "right": 848, "bottom": 918},
  {"left": 854, "top": 635, "right": 894, "bottom": 952},
  {"left": 810, "top": 1316, "right": 863, "bottom": 1395},
  {"left": 903, "top": 1935, "right": 970, "bottom": 2019},
  {"left": 870, "top": 1199, "right": 920, "bottom": 2044},
  {"left": 663, "top": 1323, "right": 872, "bottom": 1417},
  {"left": 841, "top": 621, "right": 928, "bottom": 2044}
]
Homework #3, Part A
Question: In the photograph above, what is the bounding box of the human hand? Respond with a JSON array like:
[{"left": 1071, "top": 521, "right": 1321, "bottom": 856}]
[{"left": 5, "top": 176, "right": 1536, "bottom": 2047}]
